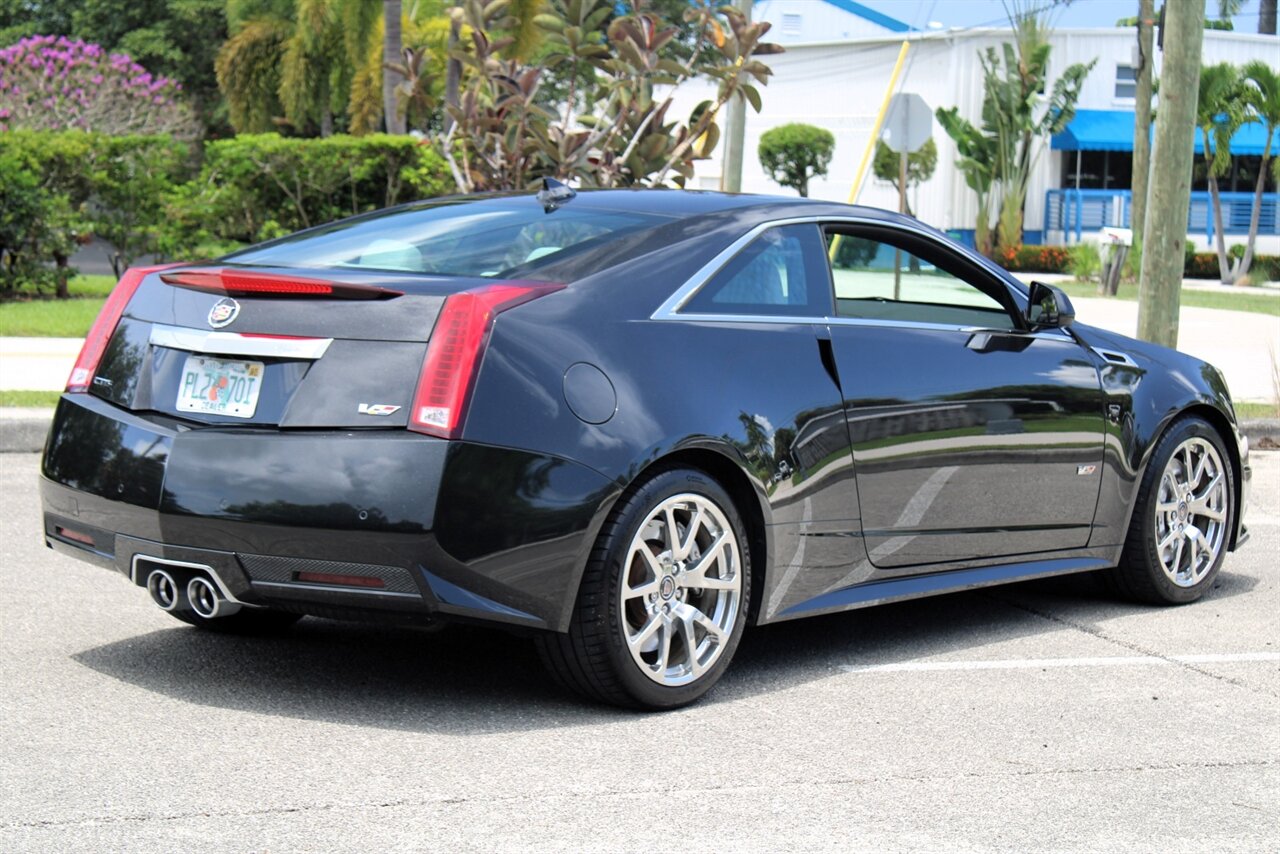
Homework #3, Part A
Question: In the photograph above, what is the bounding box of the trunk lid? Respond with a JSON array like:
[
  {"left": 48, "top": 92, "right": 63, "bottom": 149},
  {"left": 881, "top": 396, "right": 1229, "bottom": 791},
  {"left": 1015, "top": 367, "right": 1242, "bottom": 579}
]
[{"left": 91, "top": 266, "right": 489, "bottom": 429}]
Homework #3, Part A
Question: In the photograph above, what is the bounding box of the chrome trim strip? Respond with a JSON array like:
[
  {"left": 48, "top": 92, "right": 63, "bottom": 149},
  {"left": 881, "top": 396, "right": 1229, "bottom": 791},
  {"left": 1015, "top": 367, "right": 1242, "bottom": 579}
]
[
  {"left": 649, "top": 214, "right": 1046, "bottom": 337},
  {"left": 250, "top": 580, "right": 423, "bottom": 600},
  {"left": 150, "top": 324, "right": 332, "bottom": 360},
  {"left": 130, "top": 554, "right": 254, "bottom": 607}
]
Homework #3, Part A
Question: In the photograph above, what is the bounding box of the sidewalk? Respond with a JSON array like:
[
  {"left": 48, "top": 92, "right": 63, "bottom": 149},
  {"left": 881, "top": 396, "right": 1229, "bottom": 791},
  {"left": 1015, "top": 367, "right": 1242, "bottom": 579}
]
[{"left": 0, "top": 338, "right": 82, "bottom": 392}]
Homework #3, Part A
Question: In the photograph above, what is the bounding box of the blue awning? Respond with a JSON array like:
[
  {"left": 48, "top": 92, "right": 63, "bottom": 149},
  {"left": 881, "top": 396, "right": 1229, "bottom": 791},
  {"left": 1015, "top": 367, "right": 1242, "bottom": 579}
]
[{"left": 1051, "top": 109, "right": 1274, "bottom": 155}]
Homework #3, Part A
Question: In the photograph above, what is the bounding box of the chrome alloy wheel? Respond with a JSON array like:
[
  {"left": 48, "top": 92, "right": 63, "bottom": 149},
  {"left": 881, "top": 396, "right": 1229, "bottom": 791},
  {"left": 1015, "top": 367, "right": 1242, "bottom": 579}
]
[
  {"left": 1154, "top": 437, "right": 1229, "bottom": 588},
  {"left": 619, "top": 493, "right": 742, "bottom": 687}
]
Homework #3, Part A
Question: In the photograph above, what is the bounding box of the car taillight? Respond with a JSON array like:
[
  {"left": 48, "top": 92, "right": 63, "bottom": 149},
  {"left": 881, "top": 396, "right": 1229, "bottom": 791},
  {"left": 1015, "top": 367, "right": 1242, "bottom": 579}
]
[
  {"left": 160, "top": 269, "right": 402, "bottom": 300},
  {"left": 66, "top": 264, "right": 177, "bottom": 393},
  {"left": 408, "top": 282, "right": 564, "bottom": 439}
]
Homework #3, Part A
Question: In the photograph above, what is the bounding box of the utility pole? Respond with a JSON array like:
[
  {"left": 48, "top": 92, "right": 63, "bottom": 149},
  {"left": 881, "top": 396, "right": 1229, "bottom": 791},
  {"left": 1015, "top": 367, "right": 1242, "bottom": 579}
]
[
  {"left": 1137, "top": 0, "right": 1203, "bottom": 349},
  {"left": 1261, "top": 0, "right": 1277, "bottom": 34},
  {"left": 1129, "top": 0, "right": 1156, "bottom": 250},
  {"left": 382, "top": 0, "right": 406, "bottom": 134},
  {"left": 720, "top": 0, "right": 753, "bottom": 193}
]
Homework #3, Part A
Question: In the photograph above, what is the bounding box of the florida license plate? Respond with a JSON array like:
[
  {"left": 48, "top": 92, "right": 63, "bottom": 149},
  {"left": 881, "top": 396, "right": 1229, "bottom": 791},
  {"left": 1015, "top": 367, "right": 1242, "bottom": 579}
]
[{"left": 176, "top": 355, "right": 263, "bottom": 418}]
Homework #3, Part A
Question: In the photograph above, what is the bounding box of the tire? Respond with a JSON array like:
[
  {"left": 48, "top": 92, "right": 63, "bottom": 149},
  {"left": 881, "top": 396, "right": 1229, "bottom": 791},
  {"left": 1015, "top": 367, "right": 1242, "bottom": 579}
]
[
  {"left": 536, "top": 466, "right": 752, "bottom": 710},
  {"left": 1109, "top": 416, "right": 1235, "bottom": 605},
  {"left": 167, "top": 606, "right": 303, "bottom": 635}
]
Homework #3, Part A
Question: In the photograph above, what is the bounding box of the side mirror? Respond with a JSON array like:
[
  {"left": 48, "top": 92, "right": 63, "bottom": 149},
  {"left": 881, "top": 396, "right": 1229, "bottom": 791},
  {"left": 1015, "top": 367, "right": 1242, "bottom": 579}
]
[{"left": 1025, "top": 281, "right": 1076, "bottom": 329}]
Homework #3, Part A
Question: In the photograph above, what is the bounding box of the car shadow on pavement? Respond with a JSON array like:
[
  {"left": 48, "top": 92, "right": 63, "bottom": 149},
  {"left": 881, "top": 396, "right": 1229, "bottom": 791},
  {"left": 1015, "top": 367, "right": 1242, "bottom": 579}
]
[{"left": 71, "top": 569, "right": 1258, "bottom": 733}]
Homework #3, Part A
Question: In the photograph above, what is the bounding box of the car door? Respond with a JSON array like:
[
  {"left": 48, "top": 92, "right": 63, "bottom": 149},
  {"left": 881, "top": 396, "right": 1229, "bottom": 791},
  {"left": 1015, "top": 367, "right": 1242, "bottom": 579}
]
[{"left": 821, "top": 222, "right": 1105, "bottom": 569}]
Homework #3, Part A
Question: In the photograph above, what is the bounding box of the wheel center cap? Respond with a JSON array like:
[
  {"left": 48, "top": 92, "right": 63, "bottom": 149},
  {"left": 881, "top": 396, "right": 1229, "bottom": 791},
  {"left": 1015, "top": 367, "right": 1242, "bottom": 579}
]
[
  {"left": 1177, "top": 502, "right": 1188, "bottom": 521},
  {"left": 659, "top": 576, "right": 676, "bottom": 600}
]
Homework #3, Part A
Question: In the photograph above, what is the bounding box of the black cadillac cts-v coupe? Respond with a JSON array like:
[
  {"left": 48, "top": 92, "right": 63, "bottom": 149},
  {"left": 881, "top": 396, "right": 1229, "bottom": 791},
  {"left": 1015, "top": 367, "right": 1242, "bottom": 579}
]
[{"left": 41, "top": 186, "right": 1251, "bottom": 708}]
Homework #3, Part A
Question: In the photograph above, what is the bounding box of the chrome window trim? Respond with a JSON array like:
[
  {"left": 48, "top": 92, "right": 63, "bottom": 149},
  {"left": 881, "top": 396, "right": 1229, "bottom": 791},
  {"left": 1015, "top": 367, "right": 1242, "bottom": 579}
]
[
  {"left": 651, "top": 215, "right": 1069, "bottom": 340},
  {"left": 150, "top": 324, "right": 333, "bottom": 360}
]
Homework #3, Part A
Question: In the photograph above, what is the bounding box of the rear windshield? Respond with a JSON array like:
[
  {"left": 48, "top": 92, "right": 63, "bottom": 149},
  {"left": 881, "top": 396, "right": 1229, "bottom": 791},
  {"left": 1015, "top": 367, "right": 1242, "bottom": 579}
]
[{"left": 225, "top": 197, "right": 668, "bottom": 279}]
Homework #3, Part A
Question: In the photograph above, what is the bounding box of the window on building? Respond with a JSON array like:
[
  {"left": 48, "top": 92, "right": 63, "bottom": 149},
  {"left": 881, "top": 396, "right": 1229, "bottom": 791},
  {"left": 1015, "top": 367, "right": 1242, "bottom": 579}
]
[
  {"left": 1115, "top": 64, "right": 1137, "bottom": 99},
  {"left": 781, "top": 13, "right": 802, "bottom": 35}
]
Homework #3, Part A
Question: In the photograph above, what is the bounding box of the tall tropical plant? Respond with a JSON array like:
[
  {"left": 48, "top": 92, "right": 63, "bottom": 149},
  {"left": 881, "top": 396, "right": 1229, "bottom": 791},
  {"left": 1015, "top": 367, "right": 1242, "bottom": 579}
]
[
  {"left": 1195, "top": 62, "right": 1248, "bottom": 284},
  {"left": 1236, "top": 60, "right": 1280, "bottom": 283},
  {"left": 982, "top": 11, "right": 1094, "bottom": 253},
  {"left": 935, "top": 107, "right": 999, "bottom": 257}
]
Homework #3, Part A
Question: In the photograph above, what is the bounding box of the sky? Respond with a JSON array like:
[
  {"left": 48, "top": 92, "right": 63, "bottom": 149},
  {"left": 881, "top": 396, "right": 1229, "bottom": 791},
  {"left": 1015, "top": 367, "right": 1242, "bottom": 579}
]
[{"left": 851, "top": 0, "right": 1270, "bottom": 33}]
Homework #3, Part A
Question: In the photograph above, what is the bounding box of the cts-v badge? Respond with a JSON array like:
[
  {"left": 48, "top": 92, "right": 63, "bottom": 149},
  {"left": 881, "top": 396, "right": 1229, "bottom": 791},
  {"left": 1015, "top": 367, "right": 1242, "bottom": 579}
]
[
  {"left": 207, "top": 297, "right": 241, "bottom": 328},
  {"left": 358, "top": 403, "right": 401, "bottom": 416}
]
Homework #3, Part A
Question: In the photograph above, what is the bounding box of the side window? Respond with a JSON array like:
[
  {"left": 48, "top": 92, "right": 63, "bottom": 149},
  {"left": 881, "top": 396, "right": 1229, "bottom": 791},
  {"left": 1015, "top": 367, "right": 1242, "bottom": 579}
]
[
  {"left": 825, "top": 230, "right": 1016, "bottom": 329},
  {"left": 682, "top": 224, "right": 831, "bottom": 317}
]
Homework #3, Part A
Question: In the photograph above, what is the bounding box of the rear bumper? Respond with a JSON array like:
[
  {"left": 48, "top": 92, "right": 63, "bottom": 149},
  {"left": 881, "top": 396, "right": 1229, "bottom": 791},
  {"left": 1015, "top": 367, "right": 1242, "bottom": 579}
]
[{"left": 41, "top": 393, "right": 617, "bottom": 631}]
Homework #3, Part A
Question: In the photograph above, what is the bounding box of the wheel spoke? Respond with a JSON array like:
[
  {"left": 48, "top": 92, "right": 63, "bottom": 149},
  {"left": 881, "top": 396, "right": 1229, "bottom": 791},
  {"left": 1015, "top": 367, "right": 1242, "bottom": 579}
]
[
  {"left": 1157, "top": 528, "right": 1179, "bottom": 551},
  {"left": 1185, "top": 530, "right": 1198, "bottom": 573},
  {"left": 624, "top": 576, "right": 660, "bottom": 600},
  {"left": 1194, "top": 528, "right": 1214, "bottom": 565},
  {"left": 1193, "top": 472, "right": 1223, "bottom": 504},
  {"left": 1156, "top": 500, "right": 1179, "bottom": 513},
  {"left": 663, "top": 505, "right": 681, "bottom": 554},
  {"left": 676, "top": 610, "right": 702, "bottom": 677},
  {"left": 675, "top": 505, "right": 704, "bottom": 560},
  {"left": 628, "top": 613, "right": 662, "bottom": 651},
  {"left": 1171, "top": 536, "right": 1185, "bottom": 574},
  {"left": 683, "top": 532, "right": 734, "bottom": 589},
  {"left": 656, "top": 621, "right": 673, "bottom": 672},
  {"left": 1191, "top": 449, "right": 1208, "bottom": 489}
]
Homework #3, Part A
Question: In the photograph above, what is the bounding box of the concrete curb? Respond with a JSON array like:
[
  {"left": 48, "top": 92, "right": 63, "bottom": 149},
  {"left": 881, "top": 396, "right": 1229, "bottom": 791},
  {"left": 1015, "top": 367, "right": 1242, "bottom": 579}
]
[{"left": 2, "top": 408, "right": 1278, "bottom": 454}]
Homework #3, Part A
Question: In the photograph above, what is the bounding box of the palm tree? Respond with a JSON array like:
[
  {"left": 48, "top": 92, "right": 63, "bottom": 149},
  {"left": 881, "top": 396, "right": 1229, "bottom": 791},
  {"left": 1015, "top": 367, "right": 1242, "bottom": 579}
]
[
  {"left": 1195, "top": 63, "right": 1247, "bottom": 284},
  {"left": 382, "top": 1, "right": 406, "bottom": 134},
  {"left": 1235, "top": 60, "right": 1280, "bottom": 283}
]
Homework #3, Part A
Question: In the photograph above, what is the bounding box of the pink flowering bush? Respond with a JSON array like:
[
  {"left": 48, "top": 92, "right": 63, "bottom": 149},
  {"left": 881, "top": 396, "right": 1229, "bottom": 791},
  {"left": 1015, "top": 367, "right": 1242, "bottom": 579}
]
[{"left": 0, "top": 36, "right": 198, "bottom": 137}]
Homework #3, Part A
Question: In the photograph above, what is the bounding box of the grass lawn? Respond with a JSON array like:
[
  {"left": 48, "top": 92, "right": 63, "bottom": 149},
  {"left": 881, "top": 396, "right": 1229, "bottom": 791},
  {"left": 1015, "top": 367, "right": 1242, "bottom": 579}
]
[
  {"left": 0, "top": 275, "right": 114, "bottom": 337},
  {"left": 0, "top": 390, "right": 61, "bottom": 408},
  {"left": 1234, "top": 401, "right": 1280, "bottom": 419},
  {"left": 1052, "top": 279, "right": 1280, "bottom": 317}
]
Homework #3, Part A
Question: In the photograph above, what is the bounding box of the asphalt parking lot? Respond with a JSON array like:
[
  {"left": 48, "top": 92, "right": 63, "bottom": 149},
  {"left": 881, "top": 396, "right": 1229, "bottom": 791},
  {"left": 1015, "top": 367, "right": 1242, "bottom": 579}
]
[{"left": 1, "top": 451, "right": 1276, "bottom": 852}]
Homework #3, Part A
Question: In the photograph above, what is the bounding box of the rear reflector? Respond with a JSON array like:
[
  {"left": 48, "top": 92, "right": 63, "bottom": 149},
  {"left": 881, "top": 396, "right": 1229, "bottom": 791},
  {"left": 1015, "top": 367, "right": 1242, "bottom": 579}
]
[
  {"left": 296, "top": 571, "right": 386, "bottom": 589},
  {"left": 160, "top": 269, "right": 402, "bottom": 300},
  {"left": 67, "top": 264, "right": 179, "bottom": 393},
  {"left": 55, "top": 526, "right": 95, "bottom": 547},
  {"left": 408, "top": 282, "right": 564, "bottom": 439}
]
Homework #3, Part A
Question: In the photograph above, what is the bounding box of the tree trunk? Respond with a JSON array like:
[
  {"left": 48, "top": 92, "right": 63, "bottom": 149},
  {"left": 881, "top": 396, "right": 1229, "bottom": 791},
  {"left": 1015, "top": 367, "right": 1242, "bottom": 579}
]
[
  {"left": 1131, "top": 0, "right": 1156, "bottom": 242},
  {"left": 1261, "top": 0, "right": 1277, "bottom": 34},
  {"left": 1235, "top": 136, "right": 1273, "bottom": 283},
  {"left": 54, "top": 254, "right": 70, "bottom": 299},
  {"left": 1137, "top": 0, "right": 1203, "bottom": 349},
  {"left": 975, "top": 195, "right": 992, "bottom": 258},
  {"left": 382, "top": 1, "right": 406, "bottom": 134},
  {"left": 1207, "top": 173, "right": 1231, "bottom": 283},
  {"left": 444, "top": 11, "right": 461, "bottom": 133},
  {"left": 719, "top": 0, "right": 753, "bottom": 192}
]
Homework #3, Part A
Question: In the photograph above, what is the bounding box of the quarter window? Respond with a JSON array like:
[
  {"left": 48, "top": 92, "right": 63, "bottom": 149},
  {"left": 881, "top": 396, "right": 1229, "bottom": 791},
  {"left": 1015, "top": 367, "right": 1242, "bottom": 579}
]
[
  {"left": 825, "top": 230, "right": 1015, "bottom": 329},
  {"left": 682, "top": 224, "right": 831, "bottom": 317}
]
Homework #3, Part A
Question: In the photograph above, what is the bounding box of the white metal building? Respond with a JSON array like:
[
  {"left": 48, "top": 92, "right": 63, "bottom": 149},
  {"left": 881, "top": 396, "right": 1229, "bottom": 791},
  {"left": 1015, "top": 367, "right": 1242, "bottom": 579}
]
[{"left": 676, "top": 1, "right": 1280, "bottom": 251}]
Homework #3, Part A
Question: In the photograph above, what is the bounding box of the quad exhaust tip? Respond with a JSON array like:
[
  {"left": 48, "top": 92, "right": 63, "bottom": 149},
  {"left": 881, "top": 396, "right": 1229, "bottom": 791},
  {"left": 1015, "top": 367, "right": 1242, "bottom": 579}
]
[
  {"left": 146, "top": 568, "right": 183, "bottom": 612},
  {"left": 187, "top": 576, "right": 240, "bottom": 619}
]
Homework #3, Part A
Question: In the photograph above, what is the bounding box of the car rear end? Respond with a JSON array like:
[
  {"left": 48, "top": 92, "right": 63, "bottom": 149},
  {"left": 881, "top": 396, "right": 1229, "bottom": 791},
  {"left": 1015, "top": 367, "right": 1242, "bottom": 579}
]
[{"left": 39, "top": 195, "right": 665, "bottom": 631}]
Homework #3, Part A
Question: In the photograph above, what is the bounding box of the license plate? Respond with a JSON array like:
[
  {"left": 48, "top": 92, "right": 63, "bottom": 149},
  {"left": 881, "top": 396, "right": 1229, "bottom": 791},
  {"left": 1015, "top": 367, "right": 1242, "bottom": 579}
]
[{"left": 176, "top": 355, "right": 264, "bottom": 418}]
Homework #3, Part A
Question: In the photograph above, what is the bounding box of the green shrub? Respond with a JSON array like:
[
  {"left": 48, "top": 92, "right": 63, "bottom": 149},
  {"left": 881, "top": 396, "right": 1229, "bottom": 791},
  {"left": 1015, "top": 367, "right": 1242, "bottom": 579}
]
[
  {"left": 0, "top": 131, "right": 188, "bottom": 295},
  {"left": 160, "top": 134, "right": 452, "bottom": 257},
  {"left": 1069, "top": 243, "right": 1102, "bottom": 281},
  {"left": 759, "top": 123, "right": 836, "bottom": 198},
  {"left": 995, "top": 244, "right": 1072, "bottom": 273},
  {"left": 1185, "top": 252, "right": 1221, "bottom": 279}
]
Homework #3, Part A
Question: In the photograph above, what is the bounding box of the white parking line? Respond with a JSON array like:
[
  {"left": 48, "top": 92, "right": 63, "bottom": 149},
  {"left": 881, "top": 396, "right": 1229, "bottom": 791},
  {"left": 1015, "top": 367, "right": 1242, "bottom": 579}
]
[{"left": 841, "top": 652, "right": 1280, "bottom": 674}]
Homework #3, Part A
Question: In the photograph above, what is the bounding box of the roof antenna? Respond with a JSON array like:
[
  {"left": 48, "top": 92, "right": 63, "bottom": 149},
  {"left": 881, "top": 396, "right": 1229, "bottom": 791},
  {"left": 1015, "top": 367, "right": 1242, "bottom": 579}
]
[{"left": 537, "top": 177, "right": 576, "bottom": 212}]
